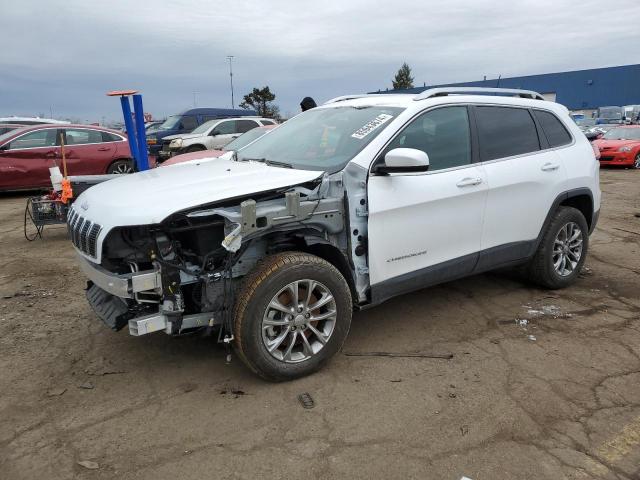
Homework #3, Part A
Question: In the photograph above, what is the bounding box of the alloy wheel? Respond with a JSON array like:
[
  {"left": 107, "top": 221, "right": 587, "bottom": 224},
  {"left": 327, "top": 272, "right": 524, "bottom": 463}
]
[
  {"left": 552, "top": 222, "right": 583, "bottom": 277},
  {"left": 261, "top": 279, "right": 337, "bottom": 363},
  {"left": 634, "top": 154, "right": 640, "bottom": 169},
  {"left": 113, "top": 162, "right": 133, "bottom": 174}
]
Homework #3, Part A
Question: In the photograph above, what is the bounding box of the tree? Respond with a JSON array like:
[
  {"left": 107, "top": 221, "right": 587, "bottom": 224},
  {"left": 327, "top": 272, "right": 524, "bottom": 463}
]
[
  {"left": 392, "top": 62, "right": 414, "bottom": 90},
  {"left": 240, "top": 86, "right": 280, "bottom": 119}
]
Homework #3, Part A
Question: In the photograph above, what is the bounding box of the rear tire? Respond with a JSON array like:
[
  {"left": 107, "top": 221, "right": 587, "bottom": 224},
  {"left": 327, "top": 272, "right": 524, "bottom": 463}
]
[
  {"left": 527, "top": 206, "right": 589, "bottom": 289},
  {"left": 233, "top": 252, "right": 352, "bottom": 381},
  {"left": 107, "top": 159, "right": 134, "bottom": 174}
]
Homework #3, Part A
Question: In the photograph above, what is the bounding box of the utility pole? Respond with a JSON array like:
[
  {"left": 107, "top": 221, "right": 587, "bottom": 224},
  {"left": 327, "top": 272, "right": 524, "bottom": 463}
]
[
  {"left": 192, "top": 91, "right": 198, "bottom": 107},
  {"left": 227, "top": 55, "right": 235, "bottom": 109}
]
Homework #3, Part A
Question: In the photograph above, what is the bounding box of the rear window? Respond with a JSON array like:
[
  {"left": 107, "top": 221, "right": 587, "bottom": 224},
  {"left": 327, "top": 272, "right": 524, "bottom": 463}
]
[
  {"left": 101, "top": 131, "right": 122, "bottom": 142},
  {"left": 476, "top": 106, "right": 540, "bottom": 161},
  {"left": 533, "top": 110, "right": 572, "bottom": 147}
]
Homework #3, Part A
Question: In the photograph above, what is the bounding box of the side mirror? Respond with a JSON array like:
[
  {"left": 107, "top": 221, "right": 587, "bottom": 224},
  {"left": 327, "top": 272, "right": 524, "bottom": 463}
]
[
  {"left": 210, "top": 130, "right": 220, "bottom": 137},
  {"left": 374, "top": 148, "right": 430, "bottom": 175}
]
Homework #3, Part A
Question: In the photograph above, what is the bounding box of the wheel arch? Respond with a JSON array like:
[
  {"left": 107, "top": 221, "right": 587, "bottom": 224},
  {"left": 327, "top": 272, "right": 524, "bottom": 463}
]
[
  {"left": 535, "top": 188, "right": 595, "bottom": 252},
  {"left": 255, "top": 229, "right": 357, "bottom": 303},
  {"left": 186, "top": 144, "right": 207, "bottom": 151},
  {"left": 560, "top": 189, "right": 594, "bottom": 230}
]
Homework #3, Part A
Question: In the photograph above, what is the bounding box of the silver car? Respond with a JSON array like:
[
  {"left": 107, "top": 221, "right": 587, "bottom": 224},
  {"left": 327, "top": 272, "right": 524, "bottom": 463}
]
[{"left": 159, "top": 117, "right": 276, "bottom": 159}]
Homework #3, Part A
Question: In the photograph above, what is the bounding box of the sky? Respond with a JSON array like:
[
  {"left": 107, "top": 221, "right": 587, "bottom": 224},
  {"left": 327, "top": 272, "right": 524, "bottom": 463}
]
[{"left": 1, "top": 0, "right": 639, "bottom": 123}]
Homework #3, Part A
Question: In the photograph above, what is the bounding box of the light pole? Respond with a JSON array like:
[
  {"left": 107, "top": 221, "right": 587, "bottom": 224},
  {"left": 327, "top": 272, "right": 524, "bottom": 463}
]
[{"left": 227, "top": 55, "right": 235, "bottom": 109}]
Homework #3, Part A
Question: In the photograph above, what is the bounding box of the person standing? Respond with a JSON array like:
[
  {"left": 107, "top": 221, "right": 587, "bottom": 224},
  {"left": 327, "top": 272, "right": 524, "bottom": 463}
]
[{"left": 300, "top": 97, "right": 317, "bottom": 112}]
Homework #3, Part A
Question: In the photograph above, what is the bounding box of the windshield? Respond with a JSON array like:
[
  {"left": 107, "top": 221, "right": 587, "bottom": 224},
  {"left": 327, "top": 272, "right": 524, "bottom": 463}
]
[
  {"left": 159, "top": 115, "right": 182, "bottom": 130},
  {"left": 236, "top": 106, "right": 404, "bottom": 171},
  {"left": 603, "top": 128, "right": 640, "bottom": 140},
  {"left": 191, "top": 119, "right": 219, "bottom": 134},
  {"left": 223, "top": 127, "right": 270, "bottom": 151}
]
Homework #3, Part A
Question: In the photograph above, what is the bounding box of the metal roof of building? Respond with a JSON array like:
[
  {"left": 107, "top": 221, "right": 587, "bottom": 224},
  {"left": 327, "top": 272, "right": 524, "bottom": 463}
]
[{"left": 372, "top": 64, "right": 640, "bottom": 110}]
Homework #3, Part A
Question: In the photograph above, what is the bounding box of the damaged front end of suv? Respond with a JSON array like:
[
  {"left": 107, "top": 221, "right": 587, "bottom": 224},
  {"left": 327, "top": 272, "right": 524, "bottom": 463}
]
[{"left": 71, "top": 164, "right": 368, "bottom": 340}]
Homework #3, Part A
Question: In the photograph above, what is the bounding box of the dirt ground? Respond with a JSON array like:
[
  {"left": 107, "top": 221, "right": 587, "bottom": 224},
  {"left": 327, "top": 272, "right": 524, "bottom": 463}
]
[{"left": 0, "top": 169, "right": 639, "bottom": 480}]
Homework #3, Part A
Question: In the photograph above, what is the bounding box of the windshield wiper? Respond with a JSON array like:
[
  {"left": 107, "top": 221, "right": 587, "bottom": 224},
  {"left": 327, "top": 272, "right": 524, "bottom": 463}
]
[
  {"left": 264, "top": 159, "right": 293, "bottom": 168},
  {"left": 238, "top": 156, "right": 292, "bottom": 168}
]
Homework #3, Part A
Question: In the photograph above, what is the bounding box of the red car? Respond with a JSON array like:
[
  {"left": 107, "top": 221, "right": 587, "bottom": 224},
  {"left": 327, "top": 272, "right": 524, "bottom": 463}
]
[
  {"left": 161, "top": 125, "right": 276, "bottom": 167},
  {"left": 0, "top": 124, "right": 136, "bottom": 191},
  {"left": 592, "top": 126, "right": 640, "bottom": 169}
]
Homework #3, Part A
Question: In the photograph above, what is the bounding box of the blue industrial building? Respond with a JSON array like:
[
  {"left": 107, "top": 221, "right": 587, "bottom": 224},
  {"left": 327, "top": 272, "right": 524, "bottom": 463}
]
[{"left": 372, "top": 64, "right": 640, "bottom": 112}]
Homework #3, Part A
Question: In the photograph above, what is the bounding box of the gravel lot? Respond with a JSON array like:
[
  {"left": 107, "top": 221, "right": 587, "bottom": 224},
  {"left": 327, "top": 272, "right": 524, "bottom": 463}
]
[{"left": 1, "top": 169, "right": 639, "bottom": 480}]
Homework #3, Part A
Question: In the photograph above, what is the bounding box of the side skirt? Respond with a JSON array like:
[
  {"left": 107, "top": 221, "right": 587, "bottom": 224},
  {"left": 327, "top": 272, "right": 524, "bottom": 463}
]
[{"left": 368, "top": 240, "right": 535, "bottom": 307}]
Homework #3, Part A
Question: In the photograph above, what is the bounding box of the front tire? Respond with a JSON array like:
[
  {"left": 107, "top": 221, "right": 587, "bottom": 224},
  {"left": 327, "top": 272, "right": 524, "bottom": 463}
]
[
  {"left": 633, "top": 153, "right": 640, "bottom": 169},
  {"left": 186, "top": 145, "right": 206, "bottom": 153},
  {"left": 527, "top": 206, "right": 589, "bottom": 289},
  {"left": 233, "top": 252, "right": 352, "bottom": 381}
]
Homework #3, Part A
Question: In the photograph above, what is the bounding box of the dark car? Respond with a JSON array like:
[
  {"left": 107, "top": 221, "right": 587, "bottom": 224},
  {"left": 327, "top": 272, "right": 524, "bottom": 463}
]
[
  {"left": 146, "top": 107, "right": 257, "bottom": 157},
  {"left": 0, "top": 124, "right": 136, "bottom": 191}
]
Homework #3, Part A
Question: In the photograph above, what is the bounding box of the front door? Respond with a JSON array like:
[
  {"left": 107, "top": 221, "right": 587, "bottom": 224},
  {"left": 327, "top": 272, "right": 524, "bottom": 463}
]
[
  {"left": 209, "top": 120, "right": 238, "bottom": 149},
  {"left": 0, "top": 127, "right": 60, "bottom": 190},
  {"left": 367, "top": 106, "right": 487, "bottom": 303}
]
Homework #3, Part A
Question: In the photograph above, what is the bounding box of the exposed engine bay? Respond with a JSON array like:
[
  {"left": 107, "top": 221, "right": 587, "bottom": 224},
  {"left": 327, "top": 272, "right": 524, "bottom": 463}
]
[{"left": 81, "top": 163, "right": 370, "bottom": 338}]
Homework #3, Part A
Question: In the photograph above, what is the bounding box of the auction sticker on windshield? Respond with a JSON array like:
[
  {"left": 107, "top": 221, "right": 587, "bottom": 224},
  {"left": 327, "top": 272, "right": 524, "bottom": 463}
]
[{"left": 351, "top": 114, "right": 394, "bottom": 139}]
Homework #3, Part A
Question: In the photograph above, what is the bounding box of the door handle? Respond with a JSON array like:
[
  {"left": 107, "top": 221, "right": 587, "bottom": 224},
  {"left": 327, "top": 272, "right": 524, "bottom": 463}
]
[
  {"left": 456, "top": 177, "right": 483, "bottom": 187},
  {"left": 45, "top": 152, "right": 58, "bottom": 158},
  {"left": 97, "top": 147, "right": 110, "bottom": 151},
  {"left": 541, "top": 162, "right": 560, "bottom": 171}
]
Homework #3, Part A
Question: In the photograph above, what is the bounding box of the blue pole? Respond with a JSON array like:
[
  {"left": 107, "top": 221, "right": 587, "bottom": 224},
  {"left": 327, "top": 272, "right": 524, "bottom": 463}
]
[
  {"left": 120, "top": 96, "right": 140, "bottom": 170},
  {"left": 132, "top": 94, "right": 150, "bottom": 171}
]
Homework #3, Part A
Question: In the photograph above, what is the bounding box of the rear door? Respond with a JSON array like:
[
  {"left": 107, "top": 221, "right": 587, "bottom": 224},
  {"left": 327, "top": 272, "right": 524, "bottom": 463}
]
[
  {"left": 61, "top": 128, "right": 115, "bottom": 175},
  {"left": 475, "top": 105, "right": 568, "bottom": 263},
  {"left": 0, "top": 128, "right": 60, "bottom": 189}
]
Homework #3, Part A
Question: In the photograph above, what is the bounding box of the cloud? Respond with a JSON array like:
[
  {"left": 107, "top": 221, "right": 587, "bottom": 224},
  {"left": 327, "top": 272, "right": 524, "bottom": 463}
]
[{"left": 1, "top": 0, "right": 639, "bottom": 121}]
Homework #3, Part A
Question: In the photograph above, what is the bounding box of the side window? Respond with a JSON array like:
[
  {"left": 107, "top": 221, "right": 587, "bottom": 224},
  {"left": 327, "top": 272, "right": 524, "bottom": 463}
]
[
  {"left": 236, "top": 120, "right": 259, "bottom": 133},
  {"left": 8, "top": 129, "right": 58, "bottom": 149},
  {"left": 213, "top": 121, "right": 236, "bottom": 135},
  {"left": 101, "top": 131, "right": 122, "bottom": 142},
  {"left": 64, "top": 129, "right": 103, "bottom": 145},
  {"left": 385, "top": 106, "right": 471, "bottom": 171},
  {"left": 180, "top": 116, "right": 198, "bottom": 131},
  {"left": 260, "top": 119, "right": 275, "bottom": 126},
  {"left": 533, "top": 110, "right": 572, "bottom": 147},
  {"left": 476, "top": 106, "right": 540, "bottom": 161}
]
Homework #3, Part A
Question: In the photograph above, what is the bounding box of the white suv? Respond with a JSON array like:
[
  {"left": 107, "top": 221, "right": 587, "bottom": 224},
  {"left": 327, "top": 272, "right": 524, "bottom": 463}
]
[
  {"left": 158, "top": 117, "right": 276, "bottom": 160},
  {"left": 69, "top": 87, "right": 600, "bottom": 381}
]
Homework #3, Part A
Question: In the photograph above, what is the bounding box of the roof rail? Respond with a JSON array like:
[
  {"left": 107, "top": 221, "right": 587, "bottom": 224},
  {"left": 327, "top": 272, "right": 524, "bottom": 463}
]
[
  {"left": 414, "top": 87, "right": 545, "bottom": 101},
  {"left": 324, "top": 94, "right": 376, "bottom": 104}
]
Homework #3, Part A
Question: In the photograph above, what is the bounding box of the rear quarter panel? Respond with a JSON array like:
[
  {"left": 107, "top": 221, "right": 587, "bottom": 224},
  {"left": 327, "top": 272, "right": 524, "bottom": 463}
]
[{"left": 559, "top": 121, "right": 601, "bottom": 212}]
